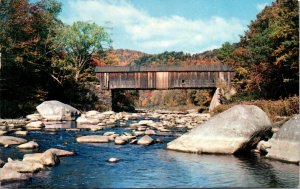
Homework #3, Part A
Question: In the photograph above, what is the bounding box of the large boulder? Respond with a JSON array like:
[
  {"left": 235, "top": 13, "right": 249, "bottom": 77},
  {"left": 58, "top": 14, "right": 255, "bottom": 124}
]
[
  {"left": 266, "top": 115, "right": 299, "bottom": 163},
  {"left": 36, "top": 100, "right": 80, "bottom": 121},
  {"left": 167, "top": 105, "right": 272, "bottom": 154},
  {"left": 76, "top": 135, "right": 109, "bottom": 143},
  {"left": 0, "top": 136, "right": 27, "bottom": 146}
]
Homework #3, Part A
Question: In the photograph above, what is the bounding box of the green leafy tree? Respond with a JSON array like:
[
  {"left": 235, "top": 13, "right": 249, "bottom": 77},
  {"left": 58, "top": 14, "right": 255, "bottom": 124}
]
[
  {"left": 217, "top": 42, "right": 235, "bottom": 61},
  {"left": 53, "top": 21, "right": 112, "bottom": 81}
]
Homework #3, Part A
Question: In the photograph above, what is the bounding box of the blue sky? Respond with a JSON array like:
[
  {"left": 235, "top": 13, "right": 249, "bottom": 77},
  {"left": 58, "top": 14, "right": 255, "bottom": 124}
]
[{"left": 58, "top": 0, "right": 274, "bottom": 54}]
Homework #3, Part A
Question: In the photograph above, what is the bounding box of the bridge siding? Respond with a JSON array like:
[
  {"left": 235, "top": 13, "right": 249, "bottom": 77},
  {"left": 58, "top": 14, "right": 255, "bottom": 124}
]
[{"left": 96, "top": 71, "right": 233, "bottom": 90}]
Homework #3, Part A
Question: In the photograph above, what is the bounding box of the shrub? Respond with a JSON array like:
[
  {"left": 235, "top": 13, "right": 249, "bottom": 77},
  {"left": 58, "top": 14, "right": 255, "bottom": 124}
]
[{"left": 212, "top": 96, "right": 299, "bottom": 122}]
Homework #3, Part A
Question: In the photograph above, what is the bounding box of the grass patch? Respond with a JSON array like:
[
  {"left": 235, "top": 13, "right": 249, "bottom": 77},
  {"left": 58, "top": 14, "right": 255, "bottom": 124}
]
[{"left": 212, "top": 96, "right": 299, "bottom": 122}]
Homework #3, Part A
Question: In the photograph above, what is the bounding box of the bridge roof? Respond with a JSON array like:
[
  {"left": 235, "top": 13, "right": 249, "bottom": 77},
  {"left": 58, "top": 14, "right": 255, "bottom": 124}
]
[{"left": 95, "top": 63, "right": 233, "bottom": 73}]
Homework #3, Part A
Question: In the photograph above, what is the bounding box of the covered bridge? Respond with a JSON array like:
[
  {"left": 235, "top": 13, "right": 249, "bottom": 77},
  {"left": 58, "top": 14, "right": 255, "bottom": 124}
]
[{"left": 95, "top": 64, "right": 234, "bottom": 90}]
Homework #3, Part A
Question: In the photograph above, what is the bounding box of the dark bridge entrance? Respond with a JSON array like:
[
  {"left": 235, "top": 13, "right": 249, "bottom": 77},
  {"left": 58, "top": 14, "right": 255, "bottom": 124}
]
[{"left": 95, "top": 64, "right": 234, "bottom": 90}]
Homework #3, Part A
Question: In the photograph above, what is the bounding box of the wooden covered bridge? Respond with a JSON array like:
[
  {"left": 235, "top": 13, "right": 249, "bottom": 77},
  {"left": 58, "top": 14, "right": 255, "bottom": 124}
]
[{"left": 95, "top": 64, "right": 234, "bottom": 90}]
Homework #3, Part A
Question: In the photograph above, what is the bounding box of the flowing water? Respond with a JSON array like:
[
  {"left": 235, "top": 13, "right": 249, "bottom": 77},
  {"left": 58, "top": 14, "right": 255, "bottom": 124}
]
[{"left": 0, "top": 120, "right": 299, "bottom": 188}]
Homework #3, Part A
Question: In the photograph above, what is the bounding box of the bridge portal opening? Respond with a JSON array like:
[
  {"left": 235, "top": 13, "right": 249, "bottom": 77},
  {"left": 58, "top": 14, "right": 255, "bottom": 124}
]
[{"left": 111, "top": 89, "right": 215, "bottom": 113}]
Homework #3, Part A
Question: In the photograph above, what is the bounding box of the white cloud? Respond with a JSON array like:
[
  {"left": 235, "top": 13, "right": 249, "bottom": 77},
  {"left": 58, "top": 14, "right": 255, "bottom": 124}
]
[
  {"left": 61, "top": 0, "right": 246, "bottom": 53},
  {"left": 256, "top": 3, "right": 268, "bottom": 11}
]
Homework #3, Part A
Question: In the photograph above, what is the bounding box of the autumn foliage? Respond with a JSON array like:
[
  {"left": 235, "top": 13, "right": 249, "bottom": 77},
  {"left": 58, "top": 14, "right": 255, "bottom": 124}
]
[{"left": 218, "top": 0, "right": 299, "bottom": 99}]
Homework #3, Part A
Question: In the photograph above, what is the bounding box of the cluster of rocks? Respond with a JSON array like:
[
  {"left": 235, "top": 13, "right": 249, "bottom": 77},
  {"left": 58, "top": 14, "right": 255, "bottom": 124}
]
[
  {"left": 1, "top": 100, "right": 298, "bottom": 186},
  {"left": 0, "top": 146, "right": 75, "bottom": 184},
  {"left": 166, "top": 105, "right": 299, "bottom": 164},
  {"left": 76, "top": 132, "right": 155, "bottom": 146},
  {"left": 75, "top": 109, "right": 210, "bottom": 132}
]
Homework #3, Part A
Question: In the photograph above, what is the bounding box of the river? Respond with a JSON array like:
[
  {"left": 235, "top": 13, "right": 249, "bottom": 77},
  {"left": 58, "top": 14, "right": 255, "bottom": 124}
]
[{"left": 0, "top": 119, "right": 299, "bottom": 188}]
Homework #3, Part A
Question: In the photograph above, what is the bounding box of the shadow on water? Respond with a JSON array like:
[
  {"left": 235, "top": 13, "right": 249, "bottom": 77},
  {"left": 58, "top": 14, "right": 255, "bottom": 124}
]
[{"left": 235, "top": 155, "right": 299, "bottom": 188}]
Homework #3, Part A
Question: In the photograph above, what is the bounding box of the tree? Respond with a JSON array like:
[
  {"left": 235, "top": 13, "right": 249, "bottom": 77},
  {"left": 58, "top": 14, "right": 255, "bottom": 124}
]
[
  {"left": 217, "top": 42, "right": 235, "bottom": 61},
  {"left": 0, "top": 0, "right": 62, "bottom": 117},
  {"left": 53, "top": 21, "right": 112, "bottom": 81},
  {"left": 220, "top": 0, "right": 299, "bottom": 98}
]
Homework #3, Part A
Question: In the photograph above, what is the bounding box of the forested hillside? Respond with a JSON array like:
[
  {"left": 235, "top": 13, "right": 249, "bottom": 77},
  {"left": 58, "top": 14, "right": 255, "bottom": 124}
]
[
  {"left": 0, "top": 0, "right": 298, "bottom": 117},
  {"left": 217, "top": 0, "right": 298, "bottom": 99}
]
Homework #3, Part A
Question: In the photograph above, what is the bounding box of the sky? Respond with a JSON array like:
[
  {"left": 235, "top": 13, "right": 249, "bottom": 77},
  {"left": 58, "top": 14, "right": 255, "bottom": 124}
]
[{"left": 58, "top": 0, "right": 275, "bottom": 54}]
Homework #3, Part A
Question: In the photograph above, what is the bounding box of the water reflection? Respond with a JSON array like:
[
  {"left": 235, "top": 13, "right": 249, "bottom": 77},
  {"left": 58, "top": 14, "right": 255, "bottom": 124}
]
[{"left": 44, "top": 121, "right": 76, "bottom": 129}]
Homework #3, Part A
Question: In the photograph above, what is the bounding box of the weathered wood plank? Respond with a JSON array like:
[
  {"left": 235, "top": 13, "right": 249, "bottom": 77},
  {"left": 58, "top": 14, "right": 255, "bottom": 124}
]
[{"left": 96, "top": 65, "right": 234, "bottom": 90}]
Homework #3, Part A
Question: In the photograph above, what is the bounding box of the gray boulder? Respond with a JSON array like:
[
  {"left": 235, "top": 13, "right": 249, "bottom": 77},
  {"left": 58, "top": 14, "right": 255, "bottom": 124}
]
[
  {"left": 0, "top": 136, "right": 27, "bottom": 146},
  {"left": 266, "top": 115, "right": 299, "bottom": 163},
  {"left": 167, "top": 105, "right": 272, "bottom": 154},
  {"left": 36, "top": 100, "right": 80, "bottom": 121}
]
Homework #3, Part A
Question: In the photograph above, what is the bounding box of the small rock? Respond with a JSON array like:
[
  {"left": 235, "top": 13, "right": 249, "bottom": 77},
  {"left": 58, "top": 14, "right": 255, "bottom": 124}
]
[
  {"left": 23, "top": 150, "right": 59, "bottom": 166},
  {"left": 138, "top": 120, "right": 154, "bottom": 126},
  {"left": 155, "top": 138, "right": 164, "bottom": 143},
  {"left": 46, "top": 148, "right": 76, "bottom": 157},
  {"left": 0, "top": 131, "right": 7, "bottom": 136},
  {"left": 132, "top": 131, "right": 144, "bottom": 136},
  {"left": 130, "top": 139, "right": 138, "bottom": 144},
  {"left": 25, "top": 121, "right": 44, "bottom": 129},
  {"left": 26, "top": 113, "right": 42, "bottom": 121},
  {"left": 0, "top": 136, "right": 27, "bottom": 146},
  {"left": 103, "top": 132, "right": 115, "bottom": 136},
  {"left": 137, "top": 126, "right": 146, "bottom": 131},
  {"left": 145, "top": 129, "right": 156, "bottom": 135},
  {"left": 17, "top": 141, "right": 39, "bottom": 149},
  {"left": 66, "top": 128, "right": 80, "bottom": 131},
  {"left": 108, "top": 157, "right": 119, "bottom": 163},
  {"left": 137, "top": 135, "right": 154, "bottom": 146},
  {"left": 102, "top": 111, "right": 115, "bottom": 115},
  {"left": 76, "top": 135, "right": 109, "bottom": 143},
  {"left": 114, "top": 136, "right": 127, "bottom": 145},
  {"left": 89, "top": 126, "right": 103, "bottom": 132},
  {"left": 86, "top": 110, "right": 101, "bottom": 117},
  {"left": 158, "top": 127, "right": 171, "bottom": 132},
  {"left": 129, "top": 123, "right": 139, "bottom": 130},
  {"left": 15, "top": 131, "right": 28, "bottom": 136},
  {"left": 76, "top": 117, "right": 99, "bottom": 124}
]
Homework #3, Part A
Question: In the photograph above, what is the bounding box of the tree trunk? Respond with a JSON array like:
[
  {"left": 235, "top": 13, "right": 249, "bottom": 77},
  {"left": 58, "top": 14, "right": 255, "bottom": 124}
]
[{"left": 75, "top": 70, "right": 80, "bottom": 82}]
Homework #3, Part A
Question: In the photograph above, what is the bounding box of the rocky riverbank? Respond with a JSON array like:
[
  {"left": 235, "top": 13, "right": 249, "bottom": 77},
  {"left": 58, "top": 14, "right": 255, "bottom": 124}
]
[{"left": 0, "top": 100, "right": 298, "bottom": 186}]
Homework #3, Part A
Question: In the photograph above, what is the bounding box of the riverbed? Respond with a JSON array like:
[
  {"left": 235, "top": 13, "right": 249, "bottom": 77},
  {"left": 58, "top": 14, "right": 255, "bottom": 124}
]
[{"left": 0, "top": 119, "right": 299, "bottom": 188}]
